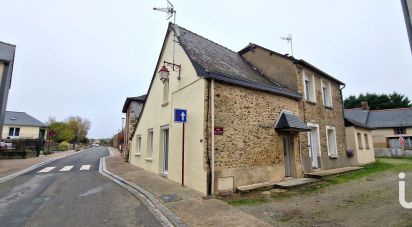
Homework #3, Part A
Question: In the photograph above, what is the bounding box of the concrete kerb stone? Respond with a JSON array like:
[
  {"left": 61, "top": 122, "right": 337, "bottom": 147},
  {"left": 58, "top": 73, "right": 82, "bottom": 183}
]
[
  {"left": 101, "top": 148, "right": 187, "bottom": 227},
  {"left": 0, "top": 148, "right": 88, "bottom": 184}
]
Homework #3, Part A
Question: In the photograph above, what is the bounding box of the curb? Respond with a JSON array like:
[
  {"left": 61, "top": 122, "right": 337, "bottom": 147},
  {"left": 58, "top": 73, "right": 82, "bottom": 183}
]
[
  {"left": 0, "top": 148, "right": 87, "bottom": 184},
  {"left": 100, "top": 149, "right": 187, "bottom": 227}
]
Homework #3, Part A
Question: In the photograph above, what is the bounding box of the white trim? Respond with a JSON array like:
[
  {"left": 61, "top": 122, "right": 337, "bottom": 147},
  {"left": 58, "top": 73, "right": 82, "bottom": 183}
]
[
  {"left": 302, "top": 71, "right": 316, "bottom": 103},
  {"left": 321, "top": 79, "right": 333, "bottom": 108},
  {"left": 326, "top": 125, "right": 338, "bottom": 157},
  {"left": 307, "top": 122, "right": 321, "bottom": 158}
]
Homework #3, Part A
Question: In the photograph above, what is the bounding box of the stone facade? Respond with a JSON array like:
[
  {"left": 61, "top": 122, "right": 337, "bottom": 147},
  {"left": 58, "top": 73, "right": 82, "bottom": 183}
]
[
  {"left": 296, "top": 66, "right": 349, "bottom": 171},
  {"left": 212, "top": 81, "right": 303, "bottom": 191}
]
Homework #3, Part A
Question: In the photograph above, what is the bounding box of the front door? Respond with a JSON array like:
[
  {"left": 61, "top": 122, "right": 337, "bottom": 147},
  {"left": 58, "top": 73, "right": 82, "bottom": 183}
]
[
  {"left": 283, "top": 136, "right": 292, "bottom": 177},
  {"left": 162, "top": 127, "right": 169, "bottom": 175},
  {"left": 308, "top": 127, "right": 320, "bottom": 169}
]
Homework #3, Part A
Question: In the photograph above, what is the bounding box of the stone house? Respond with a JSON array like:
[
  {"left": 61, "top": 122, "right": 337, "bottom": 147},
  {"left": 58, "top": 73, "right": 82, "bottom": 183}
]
[
  {"left": 345, "top": 106, "right": 412, "bottom": 156},
  {"left": 121, "top": 95, "right": 146, "bottom": 162},
  {"left": 129, "top": 23, "right": 349, "bottom": 195}
]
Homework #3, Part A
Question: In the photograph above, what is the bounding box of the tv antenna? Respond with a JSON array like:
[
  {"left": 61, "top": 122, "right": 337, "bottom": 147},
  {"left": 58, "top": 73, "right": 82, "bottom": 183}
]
[
  {"left": 280, "top": 34, "right": 294, "bottom": 56},
  {"left": 153, "top": 0, "right": 176, "bottom": 24},
  {"left": 153, "top": 0, "right": 178, "bottom": 64}
]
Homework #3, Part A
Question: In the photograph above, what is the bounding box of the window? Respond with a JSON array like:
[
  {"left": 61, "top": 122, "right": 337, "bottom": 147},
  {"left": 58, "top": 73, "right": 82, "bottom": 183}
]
[
  {"left": 163, "top": 80, "right": 169, "bottom": 105},
  {"left": 303, "top": 71, "right": 316, "bottom": 102},
  {"left": 8, "top": 127, "right": 20, "bottom": 137},
  {"left": 364, "top": 134, "right": 370, "bottom": 149},
  {"left": 357, "top": 133, "right": 363, "bottom": 149},
  {"left": 326, "top": 126, "right": 338, "bottom": 157},
  {"left": 395, "top": 128, "right": 406, "bottom": 135},
  {"left": 147, "top": 129, "right": 153, "bottom": 159},
  {"left": 321, "top": 80, "right": 332, "bottom": 107},
  {"left": 135, "top": 135, "right": 141, "bottom": 155}
]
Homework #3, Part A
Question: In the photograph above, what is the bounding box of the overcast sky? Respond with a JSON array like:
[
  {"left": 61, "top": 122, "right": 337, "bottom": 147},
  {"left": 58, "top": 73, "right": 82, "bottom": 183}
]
[{"left": 0, "top": 0, "right": 411, "bottom": 138}]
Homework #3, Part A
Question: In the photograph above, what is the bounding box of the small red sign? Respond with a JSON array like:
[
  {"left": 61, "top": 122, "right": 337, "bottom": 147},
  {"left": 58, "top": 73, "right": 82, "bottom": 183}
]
[{"left": 214, "top": 127, "right": 224, "bottom": 135}]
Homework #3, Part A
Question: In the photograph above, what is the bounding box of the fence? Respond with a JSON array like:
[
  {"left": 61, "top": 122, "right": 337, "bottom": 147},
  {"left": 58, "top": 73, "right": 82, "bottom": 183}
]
[{"left": 0, "top": 139, "right": 46, "bottom": 159}]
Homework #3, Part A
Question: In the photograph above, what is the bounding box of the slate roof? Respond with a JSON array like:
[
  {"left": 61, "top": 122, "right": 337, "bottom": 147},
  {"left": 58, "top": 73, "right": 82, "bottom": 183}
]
[
  {"left": 122, "top": 95, "right": 146, "bottom": 113},
  {"left": 171, "top": 24, "right": 302, "bottom": 99},
  {"left": 4, "top": 111, "right": 47, "bottom": 127},
  {"left": 344, "top": 108, "right": 412, "bottom": 129},
  {"left": 275, "top": 111, "right": 310, "bottom": 132},
  {"left": 238, "top": 43, "right": 345, "bottom": 85}
]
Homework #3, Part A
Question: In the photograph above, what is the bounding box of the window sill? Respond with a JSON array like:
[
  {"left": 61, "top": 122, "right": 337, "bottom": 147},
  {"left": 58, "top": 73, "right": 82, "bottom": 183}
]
[
  {"left": 145, "top": 158, "right": 153, "bottom": 162},
  {"left": 305, "top": 100, "right": 317, "bottom": 105},
  {"left": 161, "top": 102, "right": 169, "bottom": 107},
  {"left": 329, "top": 155, "right": 338, "bottom": 159},
  {"left": 135, "top": 153, "right": 141, "bottom": 156},
  {"left": 324, "top": 105, "right": 333, "bottom": 110}
]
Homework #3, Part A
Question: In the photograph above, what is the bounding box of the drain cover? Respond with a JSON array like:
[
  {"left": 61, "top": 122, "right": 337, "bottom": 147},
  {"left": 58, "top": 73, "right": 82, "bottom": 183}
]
[{"left": 160, "top": 194, "right": 182, "bottom": 203}]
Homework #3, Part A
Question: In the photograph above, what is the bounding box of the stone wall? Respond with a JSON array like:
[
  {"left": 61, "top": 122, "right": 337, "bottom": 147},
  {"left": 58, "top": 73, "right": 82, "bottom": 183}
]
[
  {"left": 296, "top": 66, "right": 349, "bottom": 171},
  {"left": 212, "top": 81, "right": 300, "bottom": 190}
]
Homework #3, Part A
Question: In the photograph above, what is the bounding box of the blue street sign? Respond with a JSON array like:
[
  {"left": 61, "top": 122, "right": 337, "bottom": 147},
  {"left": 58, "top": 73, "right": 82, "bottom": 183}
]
[{"left": 174, "top": 109, "right": 187, "bottom": 123}]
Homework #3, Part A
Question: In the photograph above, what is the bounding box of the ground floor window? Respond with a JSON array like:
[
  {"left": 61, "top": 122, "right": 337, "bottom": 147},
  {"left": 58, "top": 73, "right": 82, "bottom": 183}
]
[
  {"left": 8, "top": 127, "right": 20, "bottom": 137},
  {"left": 147, "top": 129, "right": 153, "bottom": 158},
  {"left": 136, "top": 135, "right": 141, "bottom": 155},
  {"left": 326, "top": 126, "right": 338, "bottom": 157}
]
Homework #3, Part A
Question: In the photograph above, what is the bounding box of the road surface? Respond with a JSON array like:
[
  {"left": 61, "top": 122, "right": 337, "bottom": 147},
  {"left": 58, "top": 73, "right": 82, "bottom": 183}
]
[{"left": 0, "top": 147, "right": 162, "bottom": 227}]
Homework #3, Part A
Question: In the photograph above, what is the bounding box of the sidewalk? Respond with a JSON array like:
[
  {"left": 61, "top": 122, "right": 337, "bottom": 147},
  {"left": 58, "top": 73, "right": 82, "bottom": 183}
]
[
  {"left": 0, "top": 150, "right": 78, "bottom": 178},
  {"left": 106, "top": 148, "right": 271, "bottom": 227}
]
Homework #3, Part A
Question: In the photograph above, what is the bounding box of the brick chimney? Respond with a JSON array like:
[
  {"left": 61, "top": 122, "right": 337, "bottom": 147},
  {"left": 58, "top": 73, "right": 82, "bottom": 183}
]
[{"left": 361, "top": 101, "right": 369, "bottom": 111}]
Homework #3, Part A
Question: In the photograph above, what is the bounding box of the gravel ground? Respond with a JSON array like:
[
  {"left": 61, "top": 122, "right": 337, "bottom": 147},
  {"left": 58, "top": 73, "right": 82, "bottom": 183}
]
[{"left": 238, "top": 170, "right": 412, "bottom": 227}]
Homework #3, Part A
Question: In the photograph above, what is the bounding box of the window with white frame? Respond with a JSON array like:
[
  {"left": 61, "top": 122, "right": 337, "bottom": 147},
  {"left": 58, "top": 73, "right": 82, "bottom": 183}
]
[
  {"left": 321, "top": 80, "right": 332, "bottom": 107},
  {"left": 147, "top": 129, "right": 153, "bottom": 158},
  {"left": 303, "top": 71, "right": 316, "bottom": 102},
  {"left": 357, "top": 133, "right": 363, "bottom": 149},
  {"left": 8, "top": 127, "right": 20, "bottom": 137},
  {"left": 326, "top": 126, "right": 338, "bottom": 157},
  {"left": 364, "top": 133, "right": 370, "bottom": 149},
  {"left": 135, "top": 135, "right": 141, "bottom": 155}
]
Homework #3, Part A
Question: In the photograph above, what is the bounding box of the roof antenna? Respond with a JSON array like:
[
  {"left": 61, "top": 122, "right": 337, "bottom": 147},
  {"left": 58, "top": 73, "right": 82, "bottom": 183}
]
[
  {"left": 153, "top": 0, "right": 178, "bottom": 64},
  {"left": 280, "top": 34, "right": 294, "bottom": 57}
]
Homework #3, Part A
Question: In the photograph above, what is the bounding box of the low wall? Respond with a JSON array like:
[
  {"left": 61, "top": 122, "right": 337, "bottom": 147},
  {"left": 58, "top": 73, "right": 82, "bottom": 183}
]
[
  {"left": 0, "top": 151, "right": 37, "bottom": 159},
  {"left": 375, "top": 148, "right": 412, "bottom": 158}
]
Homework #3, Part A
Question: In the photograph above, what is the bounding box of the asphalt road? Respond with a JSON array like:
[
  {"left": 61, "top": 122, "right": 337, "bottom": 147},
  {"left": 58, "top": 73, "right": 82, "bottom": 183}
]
[{"left": 0, "top": 147, "right": 162, "bottom": 227}]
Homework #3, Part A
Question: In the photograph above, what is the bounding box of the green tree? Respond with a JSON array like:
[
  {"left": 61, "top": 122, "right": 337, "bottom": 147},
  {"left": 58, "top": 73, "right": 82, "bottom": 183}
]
[
  {"left": 48, "top": 121, "right": 76, "bottom": 143},
  {"left": 66, "top": 116, "right": 91, "bottom": 143},
  {"left": 344, "top": 92, "right": 411, "bottom": 110}
]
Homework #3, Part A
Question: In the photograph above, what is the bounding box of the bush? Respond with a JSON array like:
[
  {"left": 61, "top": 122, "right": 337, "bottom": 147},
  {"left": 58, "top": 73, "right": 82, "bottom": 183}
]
[{"left": 57, "top": 141, "right": 70, "bottom": 151}]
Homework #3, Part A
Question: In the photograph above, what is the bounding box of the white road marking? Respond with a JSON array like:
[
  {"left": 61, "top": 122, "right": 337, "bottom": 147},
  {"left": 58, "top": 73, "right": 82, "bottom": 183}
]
[
  {"left": 59, "top": 166, "right": 74, "bottom": 172},
  {"left": 80, "top": 165, "right": 91, "bottom": 170},
  {"left": 38, "top": 167, "right": 55, "bottom": 173}
]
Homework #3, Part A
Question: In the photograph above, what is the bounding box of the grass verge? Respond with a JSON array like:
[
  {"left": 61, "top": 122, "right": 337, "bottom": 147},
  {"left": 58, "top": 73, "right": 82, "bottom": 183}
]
[{"left": 225, "top": 158, "right": 412, "bottom": 206}]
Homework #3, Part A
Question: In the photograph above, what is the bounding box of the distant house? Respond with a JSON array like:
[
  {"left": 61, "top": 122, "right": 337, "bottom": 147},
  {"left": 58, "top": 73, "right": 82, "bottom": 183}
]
[
  {"left": 2, "top": 111, "right": 47, "bottom": 140},
  {"left": 121, "top": 95, "right": 146, "bottom": 162},
  {"left": 344, "top": 116, "right": 375, "bottom": 165},
  {"left": 345, "top": 105, "right": 412, "bottom": 157},
  {"left": 0, "top": 42, "right": 16, "bottom": 138}
]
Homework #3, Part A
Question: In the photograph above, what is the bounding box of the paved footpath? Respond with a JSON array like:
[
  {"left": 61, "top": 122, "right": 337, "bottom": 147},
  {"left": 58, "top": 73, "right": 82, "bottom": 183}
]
[
  {"left": 106, "top": 148, "right": 271, "bottom": 227},
  {"left": 0, "top": 147, "right": 163, "bottom": 227}
]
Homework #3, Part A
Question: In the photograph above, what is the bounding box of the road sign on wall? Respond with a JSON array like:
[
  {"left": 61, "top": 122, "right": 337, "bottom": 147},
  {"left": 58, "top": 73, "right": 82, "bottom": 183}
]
[{"left": 174, "top": 109, "right": 187, "bottom": 123}]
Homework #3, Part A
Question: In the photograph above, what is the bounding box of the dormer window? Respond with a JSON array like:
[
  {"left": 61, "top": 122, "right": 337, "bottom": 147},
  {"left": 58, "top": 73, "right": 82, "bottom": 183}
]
[
  {"left": 11, "top": 117, "right": 16, "bottom": 120},
  {"left": 303, "top": 71, "right": 316, "bottom": 102}
]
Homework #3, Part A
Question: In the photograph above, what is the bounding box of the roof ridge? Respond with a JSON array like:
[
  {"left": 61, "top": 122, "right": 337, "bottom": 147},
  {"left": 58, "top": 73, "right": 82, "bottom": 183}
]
[
  {"left": 370, "top": 107, "right": 412, "bottom": 112},
  {"left": 172, "top": 23, "right": 241, "bottom": 59}
]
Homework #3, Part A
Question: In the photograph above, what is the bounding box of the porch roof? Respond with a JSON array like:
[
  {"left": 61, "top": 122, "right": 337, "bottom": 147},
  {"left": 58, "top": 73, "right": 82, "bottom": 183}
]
[{"left": 275, "top": 112, "right": 310, "bottom": 132}]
